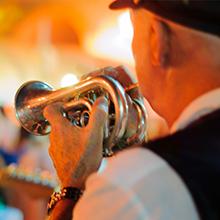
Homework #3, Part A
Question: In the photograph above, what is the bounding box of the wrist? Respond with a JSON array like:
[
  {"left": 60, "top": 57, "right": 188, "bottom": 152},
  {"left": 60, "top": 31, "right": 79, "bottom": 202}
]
[{"left": 47, "top": 187, "right": 83, "bottom": 216}]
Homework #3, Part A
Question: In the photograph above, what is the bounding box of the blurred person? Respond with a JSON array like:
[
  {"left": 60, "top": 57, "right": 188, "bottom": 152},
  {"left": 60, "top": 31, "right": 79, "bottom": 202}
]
[
  {"left": 0, "top": 105, "right": 23, "bottom": 165},
  {"left": 0, "top": 107, "right": 23, "bottom": 220},
  {"left": 0, "top": 105, "right": 53, "bottom": 170},
  {"left": 0, "top": 105, "right": 54, "bottom": 220},
  {"left": 43, "top": 1, "right": 220, "bottom": 220},
  {"left": 5, "top": 128, "right": 55, "bottom": 220},
  {"left": 0, "top": 104, "right": 53, "bottom": 171}
]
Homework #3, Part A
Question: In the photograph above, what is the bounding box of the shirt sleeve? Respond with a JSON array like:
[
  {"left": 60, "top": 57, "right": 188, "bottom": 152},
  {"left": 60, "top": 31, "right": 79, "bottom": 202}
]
[
  {"left": 72, "top": 148, "right": 199, "bottom": 220},
  {"left": 73, "top": 174, "right": 148, "bottom": 220}
]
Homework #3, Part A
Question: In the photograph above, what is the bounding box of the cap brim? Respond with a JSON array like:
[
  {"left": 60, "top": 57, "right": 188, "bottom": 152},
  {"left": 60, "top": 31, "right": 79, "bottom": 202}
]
[
  {"left": 109, "top": 0, "right": 133, "bottom": 10},
  {"left": 110, "top": 0, "right": 220, "bottom": 36}
]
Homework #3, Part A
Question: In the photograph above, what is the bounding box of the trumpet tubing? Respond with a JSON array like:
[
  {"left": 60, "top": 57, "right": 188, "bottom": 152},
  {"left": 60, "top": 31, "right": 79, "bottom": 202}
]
[{"left": 15, "top": 66, "right": 147, "bottom": 156}]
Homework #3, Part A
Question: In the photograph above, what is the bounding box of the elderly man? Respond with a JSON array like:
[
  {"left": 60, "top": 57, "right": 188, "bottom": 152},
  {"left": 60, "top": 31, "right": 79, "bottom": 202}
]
[{"left": 44, "top": 1, "right": 220, "bottom": 220}]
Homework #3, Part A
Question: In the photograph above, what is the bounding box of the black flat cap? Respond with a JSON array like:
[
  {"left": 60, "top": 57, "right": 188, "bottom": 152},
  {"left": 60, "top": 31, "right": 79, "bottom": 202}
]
[{"left": 109, "top": 0, "right": 220, "bottom": 37}]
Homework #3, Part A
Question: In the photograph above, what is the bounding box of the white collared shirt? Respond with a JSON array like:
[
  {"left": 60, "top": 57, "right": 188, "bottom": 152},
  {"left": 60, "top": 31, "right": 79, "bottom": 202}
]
[
  {"left": 72, "top": 89, "right": 220, "bottom": 220},
  {"left": 171, "top": 88, "right": 220, "bottom": 132}
]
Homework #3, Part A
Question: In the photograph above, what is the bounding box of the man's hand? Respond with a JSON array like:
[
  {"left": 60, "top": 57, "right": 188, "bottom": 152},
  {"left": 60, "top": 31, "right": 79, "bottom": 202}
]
[{"left": 43, "top": 97, "right": 108, "bottom": 189}]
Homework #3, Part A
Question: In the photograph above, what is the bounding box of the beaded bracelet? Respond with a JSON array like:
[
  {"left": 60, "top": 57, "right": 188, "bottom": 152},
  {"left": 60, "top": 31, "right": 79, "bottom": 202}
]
[{"left": 47, "top": 187, "right": 83, "bottom": 215}]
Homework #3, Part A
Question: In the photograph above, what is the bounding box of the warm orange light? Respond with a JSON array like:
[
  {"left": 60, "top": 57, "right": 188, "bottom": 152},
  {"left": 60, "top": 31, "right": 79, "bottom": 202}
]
[{"left": 84, "top": 11, "right": 134, "bottom": 65}]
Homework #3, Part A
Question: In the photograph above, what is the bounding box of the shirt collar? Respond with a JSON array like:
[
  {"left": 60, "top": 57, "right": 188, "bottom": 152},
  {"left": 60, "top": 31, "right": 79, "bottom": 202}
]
[{"left": 171, "top": 88, "right": 220, "bottom": 133}]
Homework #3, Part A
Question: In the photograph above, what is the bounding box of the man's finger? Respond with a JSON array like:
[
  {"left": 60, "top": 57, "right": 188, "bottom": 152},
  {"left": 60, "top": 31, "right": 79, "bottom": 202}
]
[{"left": 88, "top": 97, "right": 109, "bottom": 134}]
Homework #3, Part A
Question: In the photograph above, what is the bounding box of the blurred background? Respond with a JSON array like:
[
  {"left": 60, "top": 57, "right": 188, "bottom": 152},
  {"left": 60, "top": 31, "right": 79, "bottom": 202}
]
[
  {"left": 0, "top": 1, "right": 134, "bottom": 219},
  {"left": 0, "top": 0, "right": 134, "bottom": 104}
]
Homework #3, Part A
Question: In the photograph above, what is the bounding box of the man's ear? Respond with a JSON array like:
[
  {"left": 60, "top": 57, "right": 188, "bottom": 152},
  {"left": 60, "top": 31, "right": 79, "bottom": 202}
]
[{"left": 150, "top": 19, "right": 170, "bottom": 68}]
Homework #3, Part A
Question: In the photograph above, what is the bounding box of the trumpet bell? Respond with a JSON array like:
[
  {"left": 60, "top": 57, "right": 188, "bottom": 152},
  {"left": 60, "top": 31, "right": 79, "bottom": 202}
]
[{"left": 15, "top": 81, "right": 53, "bottom": 135}]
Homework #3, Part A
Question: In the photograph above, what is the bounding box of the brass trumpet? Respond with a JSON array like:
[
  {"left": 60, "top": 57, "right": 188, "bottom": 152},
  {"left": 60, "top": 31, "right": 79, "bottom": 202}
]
[{"left": 15, "top": 66, "right": 147, "bottom": 156}]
